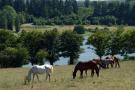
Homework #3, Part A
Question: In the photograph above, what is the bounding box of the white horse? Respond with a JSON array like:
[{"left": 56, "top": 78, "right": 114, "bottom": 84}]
[{"left": 24, "top": 64, "right": 53, "bottom": 87}]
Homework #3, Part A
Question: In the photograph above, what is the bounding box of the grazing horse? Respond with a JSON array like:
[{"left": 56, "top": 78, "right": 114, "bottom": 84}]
[
  {"left": 103, "top": 57, "right": 114, "bottom": 68},
  {"left": 73, "top": 61, "right": 99, "bottom": 79},
  {"left": 112, "top": 56, "right": 120, "bottom": 68},
  {"left": 24, "top": 64, "right": 53, "bottom": 87}
]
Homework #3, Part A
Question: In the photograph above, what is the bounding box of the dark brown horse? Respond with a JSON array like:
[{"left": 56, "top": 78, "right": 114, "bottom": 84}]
[
  {"left": 72, "top": 61, "right": 99, "bottom": 79},
  {"left": 113, "top": 56, "right": 120, "bottom": 68}
]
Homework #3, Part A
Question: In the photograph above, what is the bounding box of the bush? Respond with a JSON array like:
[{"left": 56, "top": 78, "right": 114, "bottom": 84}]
[
  {"left": 73, "top": 25, "right": 85, "bottom": 34},
  {"left": 0, "top": 47, "right": 29, "bottom": 68}
]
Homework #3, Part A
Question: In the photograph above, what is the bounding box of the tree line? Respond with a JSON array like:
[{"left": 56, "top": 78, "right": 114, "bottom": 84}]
[
  {"left": 88, "top": 28, "right": 135, "bottom": 59},
  {"left": 0, "top": 29, "right": 83, "bottom": 68},
  {"left": 1, "top": 0, "right": 135, "bottom": 30}
]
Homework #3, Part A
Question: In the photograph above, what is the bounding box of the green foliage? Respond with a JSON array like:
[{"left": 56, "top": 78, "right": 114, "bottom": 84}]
[
  {"left": 88, "top": 31, "right": 110, "bottom": 58},
  {"left": 60, "top": 31, "right": 83, "bottom": 64},
  {"left": 15, "top": 15, "right": 21, "bottom": 32},
  {"left": 0, "top": 30, "right": 17, "bottom": 51},
  {"left": 36, "top": 50, "right": 48, "bottom": 65},
  {"left": 73, "top": 25, "right": 85, "bottom": 34},
  {"left": 20, "top": 31, "right": 43, "bottom": 64},
  {"left": 1, "top": 5, "right": 17, "bottom": 30},
  {"left": 78, "top": 7, "right": 94, "bottom": 20},
  {"left": 107, "top": 30, "right": 123, "bottom": 55},
  {"left": 120, "top": 29, "right": 135, "bottom": 53},
  {"left": 0, "top": 47, "right": 29, "bottom": 68},
  {"left": 42, "top": 29, "right": 60, "bottom": 65}
]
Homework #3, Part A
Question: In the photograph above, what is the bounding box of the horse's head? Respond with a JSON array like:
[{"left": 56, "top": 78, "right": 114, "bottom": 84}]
[
  {"left": 73, "top": 71, "right": 76, "bottom": 79},
  {"left": 24, "top": 76, "right": 31, "bottom": 85}
]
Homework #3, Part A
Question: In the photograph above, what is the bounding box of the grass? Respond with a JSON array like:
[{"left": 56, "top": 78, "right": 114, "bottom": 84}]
[
  {"left": 0, "top": 60, "right": 135, "bottom": 90},
  {"left": 21, "top": 24, "right": 118, "bottom": 32}
]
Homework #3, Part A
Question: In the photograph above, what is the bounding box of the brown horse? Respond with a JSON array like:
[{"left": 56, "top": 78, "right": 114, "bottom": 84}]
[
  {"left": 113, "top": 56, "right": 120, "bottom": 68},
  {"left": 72, "top": 61, "right": 99, "bottom": 79}
]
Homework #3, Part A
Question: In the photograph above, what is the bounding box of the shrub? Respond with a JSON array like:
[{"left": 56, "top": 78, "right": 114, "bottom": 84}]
[{"left": 73, "top": 25, "right": 85, "bottom": 34}]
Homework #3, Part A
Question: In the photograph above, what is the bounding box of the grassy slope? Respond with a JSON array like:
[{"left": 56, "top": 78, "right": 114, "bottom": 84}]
[{"left": 0, "top": 61, "right": 135, "bottom": 90}]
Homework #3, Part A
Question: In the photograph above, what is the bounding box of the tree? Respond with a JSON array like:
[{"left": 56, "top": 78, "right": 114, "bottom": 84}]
[
  {"left": 107, "top": 29, "right": 123, "bottom": 55},
  {"left": 84, "top": 0, "right": 90, "bottom": 8},
  {"left": 120, "top": 29, "right": 135, "bottom": 54},
  {"left": 2, "top": 5, "right": 17, "bottom": 30},
  {"left": 73, "top": 25, "right": 85, "bottom": 34},
  {"left": 14, "top": 0, "right": 26, "bottom": 12},
  {"left": 42, "top": 29, "right": 60, "bottom": 65},
  {"left": 78, "top": 7, "right": 94, "bottom": 21},
  {"left": 88, "top": 31, "right": 110, "bottom": 59},
  {"left": 0, "top": 30, "right": 17, "bottom": 51},
  {"left": 20, "top": 31, "right": 43, "bottom": 65},
  {"left": 36, "top": 50, "right": 48, "bottom": 65},
  {"left": 15, "top": 15, "right": 21, "bottom": 32},
  {"left": 60, "top": 31, "right": 83, "bottom": 64},
  {"left": 0, "top": 47, "right": 29, "bottom": 68}
]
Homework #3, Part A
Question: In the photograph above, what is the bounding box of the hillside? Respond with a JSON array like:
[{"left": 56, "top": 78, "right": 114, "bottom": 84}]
[{"left": 0, "top": 60, "right": 135, "bottom": 90}]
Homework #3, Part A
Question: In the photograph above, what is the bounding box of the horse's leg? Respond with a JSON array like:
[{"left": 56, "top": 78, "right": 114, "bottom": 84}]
[
  {"left": 80, "top": 70, "right": 83, "bottom": 78},
  {"left": 36, "top": 74, "right": 40, "bottom": 82},
  {"left": 48, "top": 73, "right": 51, "bottom": 82},
  {"left": 117, "top": 61, "right": 120, "bottom": 68},
  {"left": 91, "top": 69, "right": 94, "bottom": 77},
  {"left": 46, "top": 73, "right": 48, "bottom": 80},
  {"left": 115, "top": 62, "right": 117, "bottom": 68},
  {"left": 111, "top": 63, "right": 113, "bottom": 68},
  {"left": 31, "top": 74, "right": 35, "bottom": 88},
  {"left": 95, "top": 67, "right": 99, "bottom": 77},
  {"left": 85, "top": 70, "right": 87, "bottom": 77}
]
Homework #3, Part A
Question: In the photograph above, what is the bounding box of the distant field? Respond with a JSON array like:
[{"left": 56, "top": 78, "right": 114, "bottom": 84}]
[
  {"left": 21, "top": 24, "right": 135, "bottom": 33},
  {"left": 0, "top": 60, "right": 135, "bottom": 90},
  {"left": 21, "top": 24, "right": 118, "bottom": 32}
]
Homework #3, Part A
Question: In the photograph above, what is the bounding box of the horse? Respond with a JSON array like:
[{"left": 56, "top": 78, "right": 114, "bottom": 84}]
[
  {"left": 72, "top": 60, "right": 99, "bottom": 79},
  {"left": 24, "top": 64, "right": 53, "bottom": 87},
  {"left": 112, "top": 56, "right": 120, "bottom": 68},
  {"left": 102, "top": 57, "right": 114, "bottom": 68}
]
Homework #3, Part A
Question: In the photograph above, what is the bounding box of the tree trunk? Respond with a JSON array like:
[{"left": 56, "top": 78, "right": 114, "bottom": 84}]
[
  {"left": 50, "top": 60, "right": 54, "bottom": 65},
  {"left": 69, "top": 57, "right": 74, "bottom": 65}
]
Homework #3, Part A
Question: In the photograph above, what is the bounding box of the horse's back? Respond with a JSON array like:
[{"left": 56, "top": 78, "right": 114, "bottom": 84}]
[{"left": 31, "top": 65, "right": 46, "bottom": 74}]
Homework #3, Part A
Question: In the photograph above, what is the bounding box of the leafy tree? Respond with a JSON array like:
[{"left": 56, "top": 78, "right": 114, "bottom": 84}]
[
  {"left": 2, "top": 5, "right": 17, "bottom": 30},
  {"left": 20, "top": 31, "right": 43, "bottom": 65},
  {"left": 36, "top": 50, "right": 48, "bottom": 65},
  {"left": 0, "top": 47, "right": 29, "bottom": 68},
  {"left": 88, "top": 31, "right": 110, "bottom": 59},
  {"left": 120, "top": 29, "right": 135, "bottom": 54},
  {"left": 84, "top": 0, "right": 90, "bottom": 8},
  {"left": 60, "top": 31, "right": 83, "bottom": 64},
  {"left": 42, "top": 29, "right": 60, "bottom": 65},
  {"left": 107, "top": 30, "right": 123, "bottom": 55},
  {"left": 0, "top": 30, "right": 17, "bottom": 51},
  {"left": 15, "top": 15, "right": 21, "bottom": 32},
  {"left": 78, "top": 7, "right": 94, "bottom": 21}
]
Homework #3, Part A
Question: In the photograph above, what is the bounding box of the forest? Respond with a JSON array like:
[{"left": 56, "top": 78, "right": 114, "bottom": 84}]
[{"left": 1, "top": 0, "right": 135, "bottom": 31}]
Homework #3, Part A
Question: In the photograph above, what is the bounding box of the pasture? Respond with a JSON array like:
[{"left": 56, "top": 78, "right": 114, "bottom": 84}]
[
  {"left": 0, "top": 61, "right": 135, "bottom": 90},
  {"left": 21, "top": 24, "right": 117, "bottom": 32},
  {"left": 21, "top": 24, "right": 135, "bottom": 32}
]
